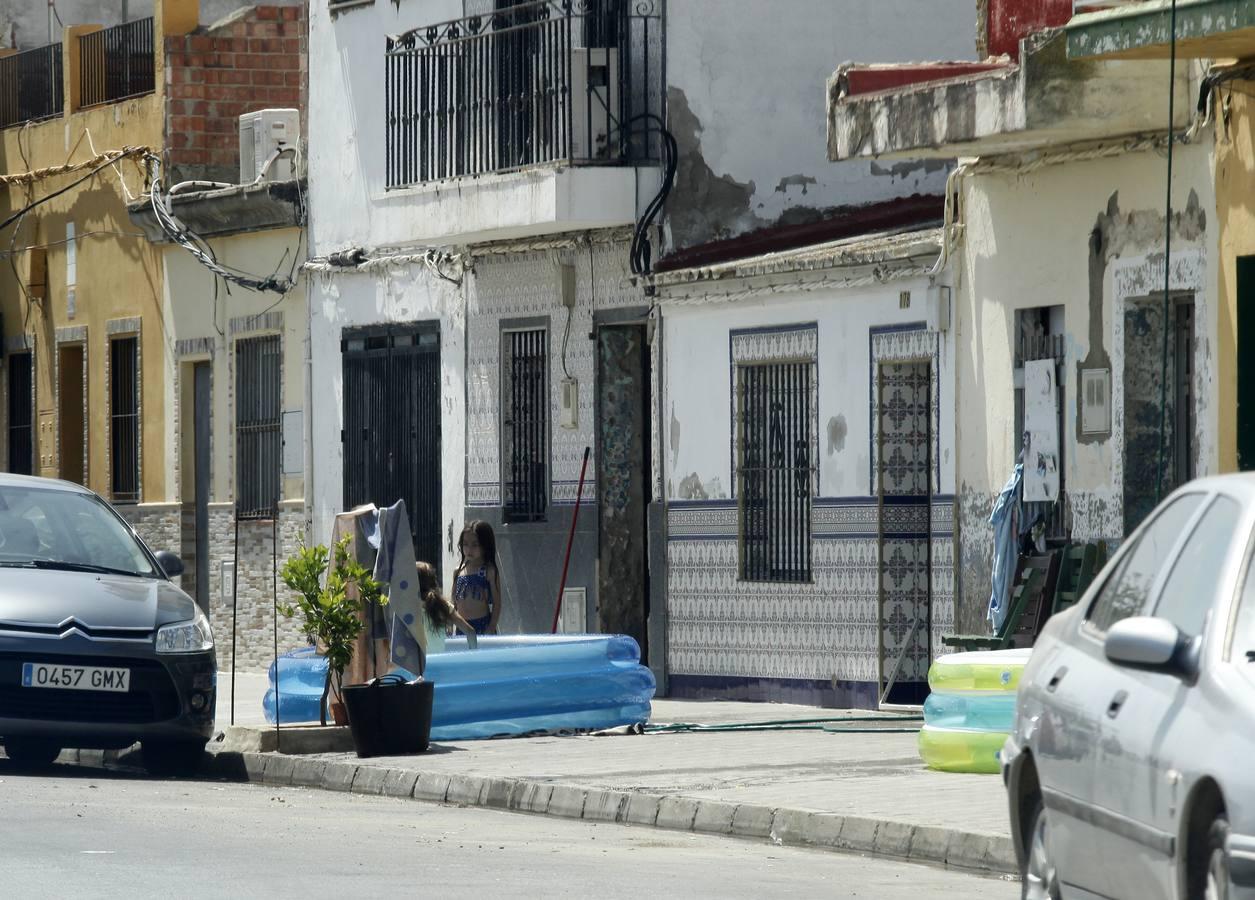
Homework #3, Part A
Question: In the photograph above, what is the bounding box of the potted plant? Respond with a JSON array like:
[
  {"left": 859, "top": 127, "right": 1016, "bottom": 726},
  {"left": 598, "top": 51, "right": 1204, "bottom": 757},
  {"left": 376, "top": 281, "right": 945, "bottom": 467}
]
[{"left": 280, "top": 536, "right": 386, "bottom": 726}]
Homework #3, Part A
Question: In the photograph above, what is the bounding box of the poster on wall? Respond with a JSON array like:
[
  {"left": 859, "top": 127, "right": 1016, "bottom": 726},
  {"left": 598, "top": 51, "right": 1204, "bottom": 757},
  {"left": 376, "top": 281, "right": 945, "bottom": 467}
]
[{"left": 1023, "top": 359, "right": 1060, "bottom": 503}]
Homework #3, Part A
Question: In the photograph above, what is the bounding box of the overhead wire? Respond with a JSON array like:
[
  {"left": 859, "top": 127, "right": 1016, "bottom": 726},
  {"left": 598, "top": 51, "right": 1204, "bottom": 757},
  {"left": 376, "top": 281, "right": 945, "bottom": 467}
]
[
  {"left": 145, "top": 153, "right": 295, "bottom": 295},
  {"left": 10, "top": 123, "right": 36, "bottom": 331}
]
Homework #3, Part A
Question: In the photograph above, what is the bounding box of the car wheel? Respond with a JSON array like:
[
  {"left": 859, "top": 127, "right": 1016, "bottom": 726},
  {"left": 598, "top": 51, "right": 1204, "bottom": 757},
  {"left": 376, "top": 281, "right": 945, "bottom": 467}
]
[
  {"left": 3, "top": 738, "right": 63, "bottom": 769},
  {"left": 142, "top": 740, "right": 206, "bottom": 777},
  {"left": 1204, "top": 815, "right": 1231, "bottom": 900},
  {"left": 1022, "top": 795, "right": 1061, "bottom": 900}
]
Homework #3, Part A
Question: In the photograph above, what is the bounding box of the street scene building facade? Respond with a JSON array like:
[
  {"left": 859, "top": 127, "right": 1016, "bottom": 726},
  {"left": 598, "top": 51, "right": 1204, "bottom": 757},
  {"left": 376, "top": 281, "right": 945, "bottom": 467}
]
[
  {"left": 5, "top": 0, "right": 1255, "bottom": 710},
  {"left": 0, "top": 0, "right": 308, "bottom": 669}
]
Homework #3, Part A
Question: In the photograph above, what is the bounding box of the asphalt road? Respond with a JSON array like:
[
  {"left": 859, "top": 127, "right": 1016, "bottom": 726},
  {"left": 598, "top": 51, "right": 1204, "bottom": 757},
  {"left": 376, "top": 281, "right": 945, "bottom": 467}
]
[{"left": 0, "top": 763, "right": 1018, "bottom": 899}]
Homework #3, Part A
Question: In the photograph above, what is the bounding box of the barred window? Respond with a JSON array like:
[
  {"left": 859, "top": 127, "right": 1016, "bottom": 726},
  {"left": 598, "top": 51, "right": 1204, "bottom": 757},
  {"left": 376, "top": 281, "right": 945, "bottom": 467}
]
[
  {"left": 501, "top": 328, "right": 548, "bottom": 522},
  {"left": 7, "top": 352, "right": 32, "bottom": 476},
  {"left": 109, "top": 337, "right": 140, "bottom": 501},
  {"left": 236, "top": 336, "right": 282, "bottom": 519},
  {"left": 737, "top": 362, "right": 812, "bottom": 582}
]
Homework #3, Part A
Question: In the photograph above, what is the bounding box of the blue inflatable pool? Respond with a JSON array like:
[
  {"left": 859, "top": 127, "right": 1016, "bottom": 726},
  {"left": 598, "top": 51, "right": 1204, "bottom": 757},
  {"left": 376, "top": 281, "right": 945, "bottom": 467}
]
[{"left": 263, "top": 634, "right": 655, "bottom": 741}]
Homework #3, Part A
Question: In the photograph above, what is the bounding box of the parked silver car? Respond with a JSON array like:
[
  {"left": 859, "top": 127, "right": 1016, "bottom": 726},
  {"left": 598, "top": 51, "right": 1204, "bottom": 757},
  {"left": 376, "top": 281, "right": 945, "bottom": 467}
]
[
  {"left": 1003, "top": 474, "right": 1255, "bottom": 900},
  {"left": 0, "top": 475, "right": 216, "bottom": 775}
]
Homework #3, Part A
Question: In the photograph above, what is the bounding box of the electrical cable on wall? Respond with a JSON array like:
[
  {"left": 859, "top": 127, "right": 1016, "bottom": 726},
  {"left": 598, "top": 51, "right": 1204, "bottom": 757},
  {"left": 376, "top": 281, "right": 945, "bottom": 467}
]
[
  {"left": 145, "top": 153, "right": 295, "bottom": 295},
  {"left": 625, "top": 114, "right": 678, "bottom": 277}
]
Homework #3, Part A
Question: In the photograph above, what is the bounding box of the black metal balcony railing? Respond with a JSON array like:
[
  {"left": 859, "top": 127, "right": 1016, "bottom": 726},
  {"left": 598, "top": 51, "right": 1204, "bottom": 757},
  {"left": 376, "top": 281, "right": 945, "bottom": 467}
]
[
  {"left": 80, "top": 17, "right": 155, "bottom": 108},
  {"left": 0, "top": 43, "right": 64, "bottom": 129},
  {"left": 385, "top": 0, "right": 663, "bottom": 188}
]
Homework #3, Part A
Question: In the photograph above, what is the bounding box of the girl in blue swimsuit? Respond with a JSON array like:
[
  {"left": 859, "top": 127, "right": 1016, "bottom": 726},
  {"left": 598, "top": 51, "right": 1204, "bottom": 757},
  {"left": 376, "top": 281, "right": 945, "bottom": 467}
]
[{"left": 452, "top": 520, "right": 502, "bottom": 636}]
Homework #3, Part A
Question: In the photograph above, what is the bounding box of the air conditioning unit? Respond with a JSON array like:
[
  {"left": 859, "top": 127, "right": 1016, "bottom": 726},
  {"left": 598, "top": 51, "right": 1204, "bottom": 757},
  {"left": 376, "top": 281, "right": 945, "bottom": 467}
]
[
  {"left": 239, "top": 108, "right": 299, "bottom": 184},
  {"left": 570, "top": 48, "right": 620, "bottom": 161}
]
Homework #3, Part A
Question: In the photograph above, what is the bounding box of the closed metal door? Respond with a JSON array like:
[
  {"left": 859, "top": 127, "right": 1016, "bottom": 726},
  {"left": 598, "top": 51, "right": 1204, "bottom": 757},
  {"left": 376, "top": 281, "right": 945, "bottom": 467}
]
[
  {"left": 193, "top": 362, "right": 211, "bottom": 613},
  {"left": 342, "top": 325, "right": 442, "bottom": 574}
]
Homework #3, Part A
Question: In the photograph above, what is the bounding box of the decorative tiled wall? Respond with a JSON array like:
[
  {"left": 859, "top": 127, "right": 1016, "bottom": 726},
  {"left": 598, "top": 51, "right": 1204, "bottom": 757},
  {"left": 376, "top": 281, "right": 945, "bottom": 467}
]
[
  {"left": 666, "top": 496, "right": 955, "bottom": 692},
  {"left": 466, "top": 239, "right": 640, "bottom": 508}
]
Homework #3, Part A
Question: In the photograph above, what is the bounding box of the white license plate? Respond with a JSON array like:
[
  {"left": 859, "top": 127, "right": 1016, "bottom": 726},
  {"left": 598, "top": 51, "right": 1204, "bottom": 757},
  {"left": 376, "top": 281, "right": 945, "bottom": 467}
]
[{"left": 21, "top": 663, "right": 130, "bottom": 693}]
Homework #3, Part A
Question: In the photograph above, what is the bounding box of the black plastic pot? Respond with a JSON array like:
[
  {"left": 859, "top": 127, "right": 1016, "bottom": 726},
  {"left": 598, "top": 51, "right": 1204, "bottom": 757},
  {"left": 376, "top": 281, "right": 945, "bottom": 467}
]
[{"left": 341, "top": 675, "right": 434, "bottom": 758}]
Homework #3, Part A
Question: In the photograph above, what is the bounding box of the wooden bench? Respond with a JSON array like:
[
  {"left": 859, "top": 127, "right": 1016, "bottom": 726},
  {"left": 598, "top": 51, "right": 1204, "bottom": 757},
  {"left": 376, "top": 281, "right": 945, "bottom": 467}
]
[
  {"left": 1051, "top": 541, "right": 1107, "bottom": 616},
  {"left": 942, "top": 550, "right": 1061, "bottom": 652}
]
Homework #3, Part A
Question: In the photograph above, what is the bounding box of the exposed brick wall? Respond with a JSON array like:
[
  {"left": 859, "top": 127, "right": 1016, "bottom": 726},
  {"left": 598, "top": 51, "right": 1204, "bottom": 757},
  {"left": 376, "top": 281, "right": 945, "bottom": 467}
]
[{"left": 164, "top": 4, "right": 308, "bottom": 185}]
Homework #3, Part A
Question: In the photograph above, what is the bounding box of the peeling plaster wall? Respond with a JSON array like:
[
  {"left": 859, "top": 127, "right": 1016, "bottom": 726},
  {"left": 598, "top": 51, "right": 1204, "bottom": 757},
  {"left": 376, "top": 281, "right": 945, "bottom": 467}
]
[
  {"left": 663, "top": 0, "right": 975, "bottom": 253},
  {"left": 955, "top": 140, "right": 1218, "bottom": 630},
  {"left": 664, "top": 284, "right": 956, "bottom": 501}
]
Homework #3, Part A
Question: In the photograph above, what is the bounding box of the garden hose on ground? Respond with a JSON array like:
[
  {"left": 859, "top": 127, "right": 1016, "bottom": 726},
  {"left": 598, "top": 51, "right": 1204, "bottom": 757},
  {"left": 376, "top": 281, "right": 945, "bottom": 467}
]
[{"left": 645, "top": 715, "right": 924, "bottom": 735}]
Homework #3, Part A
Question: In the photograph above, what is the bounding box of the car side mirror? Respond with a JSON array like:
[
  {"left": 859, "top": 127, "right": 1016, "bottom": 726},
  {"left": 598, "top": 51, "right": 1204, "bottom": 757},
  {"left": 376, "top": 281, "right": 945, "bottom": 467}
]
[
  {"left": 154, "top": 550, "right": 185, "bottom": 579},
  {"left": 1104, "top": 616, "right": 1198, "bottom": 681}
]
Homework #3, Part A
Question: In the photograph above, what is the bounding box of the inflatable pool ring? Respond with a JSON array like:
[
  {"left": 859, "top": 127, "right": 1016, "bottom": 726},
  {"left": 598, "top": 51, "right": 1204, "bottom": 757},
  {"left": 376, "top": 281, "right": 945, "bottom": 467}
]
[
  {"left": 263, "top": 634, "right": 655, "bottom": 741},
  {"left": 917, "top": 725, "right": 1007, "bottom": 775},
  {"left": 927, "top": 648, "right": 1031, "bottom": 693},
  {"left": 918, "top": 648, "right": 1028, "bottom": 774},
  {"left": 922, "top": 690, "right": 1016, "bottom": 733}
]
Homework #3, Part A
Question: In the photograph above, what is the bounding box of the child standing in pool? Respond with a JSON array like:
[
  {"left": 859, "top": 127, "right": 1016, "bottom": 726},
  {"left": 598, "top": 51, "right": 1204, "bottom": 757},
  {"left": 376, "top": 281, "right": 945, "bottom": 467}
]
[
  {"left": 416, "top": 561, "right": 476, "bottom": 652},
  {"left": 452, "top": 520, "right": 502, "bottom": 636}
]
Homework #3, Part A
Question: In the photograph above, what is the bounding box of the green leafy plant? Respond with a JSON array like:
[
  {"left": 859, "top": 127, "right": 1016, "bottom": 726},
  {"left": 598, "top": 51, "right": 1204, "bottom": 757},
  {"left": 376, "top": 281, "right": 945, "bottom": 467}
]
[{"left": 280, "top": 536, "right": 386, "bottom": 707}]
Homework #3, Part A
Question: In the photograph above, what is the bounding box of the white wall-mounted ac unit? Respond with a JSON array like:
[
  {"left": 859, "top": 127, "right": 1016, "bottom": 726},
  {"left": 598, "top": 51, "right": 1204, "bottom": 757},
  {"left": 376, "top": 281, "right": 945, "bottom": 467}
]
[
  {"left": 570, "top": 47, "right": 620, "bottom": 161},
  {"left": 239, "top": 108, "right": 299, "bottom": 184}
]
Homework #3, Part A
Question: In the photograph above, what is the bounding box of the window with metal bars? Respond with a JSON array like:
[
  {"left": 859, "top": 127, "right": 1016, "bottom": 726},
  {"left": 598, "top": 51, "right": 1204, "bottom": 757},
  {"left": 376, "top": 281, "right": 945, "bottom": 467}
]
[
  {"left": 737, "top": 362, "right": 813, "bottom": 583},
  {"left": 501, "top": 328, "right": 548, "bottom": 522},
  {"left": 235, "top": 336, "right": 282, "bottom": 520},
  {"left": 109, "top": 337, "right": 140, "bottom": 502},
  {"left": 7, "top": 352, "right": 33, "bottom": 476}
]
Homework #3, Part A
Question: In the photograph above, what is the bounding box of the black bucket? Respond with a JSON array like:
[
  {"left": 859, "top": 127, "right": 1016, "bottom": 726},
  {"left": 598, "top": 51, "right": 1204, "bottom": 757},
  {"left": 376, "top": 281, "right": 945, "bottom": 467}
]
[{"left": 342, "top": 674, "right": 434, "bottom": 758}]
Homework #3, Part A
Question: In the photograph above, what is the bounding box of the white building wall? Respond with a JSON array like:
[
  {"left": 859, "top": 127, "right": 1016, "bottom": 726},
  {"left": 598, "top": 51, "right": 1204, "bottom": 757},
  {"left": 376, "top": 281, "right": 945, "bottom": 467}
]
[
  {"left": 660, "top": 273, "right": 957, "bottom": 702},
  {"left": 306, "top": 0, "right": 462, "bottom": 255},
  {"left": 663, "top": 0, "right": 977, "bottom": 252},
  {"left": 953, "top": 138, "right": 1219, "bottom": 628},
  {"left": 307, "top": 268, "right": 466, "bottom": 581}
]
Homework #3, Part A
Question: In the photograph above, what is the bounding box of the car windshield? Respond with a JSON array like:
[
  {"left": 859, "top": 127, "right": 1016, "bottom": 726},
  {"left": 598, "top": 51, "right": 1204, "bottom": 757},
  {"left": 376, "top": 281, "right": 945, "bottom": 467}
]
[{"left": 0, "top": 484, "right": 159, "bottom": 578}]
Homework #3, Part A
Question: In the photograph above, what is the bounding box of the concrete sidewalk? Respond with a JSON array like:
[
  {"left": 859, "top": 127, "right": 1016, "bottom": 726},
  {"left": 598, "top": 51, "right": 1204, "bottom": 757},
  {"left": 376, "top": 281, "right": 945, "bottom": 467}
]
[{"left": 177, "top": 680, "right": 1017, "bottom": 877}]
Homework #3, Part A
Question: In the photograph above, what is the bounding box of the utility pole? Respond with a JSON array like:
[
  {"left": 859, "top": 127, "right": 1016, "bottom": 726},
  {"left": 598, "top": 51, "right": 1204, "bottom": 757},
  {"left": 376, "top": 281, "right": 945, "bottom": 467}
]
[{"left": 47, "top": 0, "right": 54, "bottom": 43}]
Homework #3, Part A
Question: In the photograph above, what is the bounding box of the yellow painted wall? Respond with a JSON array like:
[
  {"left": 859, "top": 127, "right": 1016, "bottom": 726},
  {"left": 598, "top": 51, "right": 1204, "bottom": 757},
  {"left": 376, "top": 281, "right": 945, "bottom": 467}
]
[
  {"left": 0, "top": 0, "right": 198, "bottom": 503},
  {"left": 1214, "top": 85, "right": 1255, "bottom": 473}
]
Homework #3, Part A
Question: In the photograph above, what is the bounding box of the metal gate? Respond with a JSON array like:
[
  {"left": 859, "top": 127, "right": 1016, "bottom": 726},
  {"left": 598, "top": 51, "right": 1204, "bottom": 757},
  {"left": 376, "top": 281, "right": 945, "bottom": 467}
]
[{"left": 342, "top": 324, "right": 442, "bottom": 573}]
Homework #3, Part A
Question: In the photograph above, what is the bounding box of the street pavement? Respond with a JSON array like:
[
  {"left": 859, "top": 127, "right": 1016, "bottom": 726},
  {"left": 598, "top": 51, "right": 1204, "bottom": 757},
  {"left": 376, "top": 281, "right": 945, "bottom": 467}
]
[
  {"left": 198, "top": 668, "right": 1014, "bottom": 874},
  {"left": 0, "top": 767, "right": 1019, "bottom": 898}
]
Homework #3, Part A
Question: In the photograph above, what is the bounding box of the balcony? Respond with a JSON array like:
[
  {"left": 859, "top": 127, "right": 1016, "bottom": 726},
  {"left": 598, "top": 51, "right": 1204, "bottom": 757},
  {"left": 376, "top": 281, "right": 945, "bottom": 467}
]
[
  {"left": 383, "top": 0, "right": 663, "bottom": 188},
  {"left": 0, "top": 43, "right": 64, "bottom": 129},
  {"left": 1067, "top": 0, "right": 1255, "bottom": 60},
  {"left": 79, "top": 18, "right": 156, "bottom": 108}
]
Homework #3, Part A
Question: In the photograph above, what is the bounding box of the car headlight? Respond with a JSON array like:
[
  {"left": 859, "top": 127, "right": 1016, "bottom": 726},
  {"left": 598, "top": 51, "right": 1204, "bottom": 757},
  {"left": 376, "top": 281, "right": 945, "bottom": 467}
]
[{"left": 155, "top": 608, "right": 214, "bottom": 653}]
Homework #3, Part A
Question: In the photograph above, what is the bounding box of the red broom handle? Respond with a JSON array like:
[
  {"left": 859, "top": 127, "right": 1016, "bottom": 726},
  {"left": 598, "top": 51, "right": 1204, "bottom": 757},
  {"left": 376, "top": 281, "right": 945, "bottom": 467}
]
[{"left": 551, "top": 446, "right": 591, "bottom": 634}]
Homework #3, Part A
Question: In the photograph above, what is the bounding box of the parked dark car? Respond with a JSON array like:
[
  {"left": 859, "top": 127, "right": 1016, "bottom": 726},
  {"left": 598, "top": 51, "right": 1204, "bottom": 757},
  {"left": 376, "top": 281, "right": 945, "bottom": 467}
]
[{"left": 0, "top": 474, "right": 215, "bottom": 775}]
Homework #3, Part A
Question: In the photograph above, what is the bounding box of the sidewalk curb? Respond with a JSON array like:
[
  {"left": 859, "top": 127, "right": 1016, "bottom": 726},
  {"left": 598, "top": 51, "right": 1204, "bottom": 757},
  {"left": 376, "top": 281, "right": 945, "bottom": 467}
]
[
  {"left": 64, "top": 747, "right": 1016, "bottom": 876},
  {"left": 214, "top": 748, "right": 1018, "bottom": 874}
]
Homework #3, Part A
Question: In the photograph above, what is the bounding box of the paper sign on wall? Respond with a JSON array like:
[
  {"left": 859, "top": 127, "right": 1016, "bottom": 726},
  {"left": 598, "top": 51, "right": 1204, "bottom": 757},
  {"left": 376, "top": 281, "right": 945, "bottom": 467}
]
[{"left": 1023, "top": 359, "right": 1060, "bottom": 503}]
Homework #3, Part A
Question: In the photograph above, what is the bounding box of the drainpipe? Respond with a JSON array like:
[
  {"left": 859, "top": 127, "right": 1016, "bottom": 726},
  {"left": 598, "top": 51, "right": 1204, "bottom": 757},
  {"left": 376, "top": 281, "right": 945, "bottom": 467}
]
[{"left": 303, "top": 276, "right": 314, "bottom": 545}]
